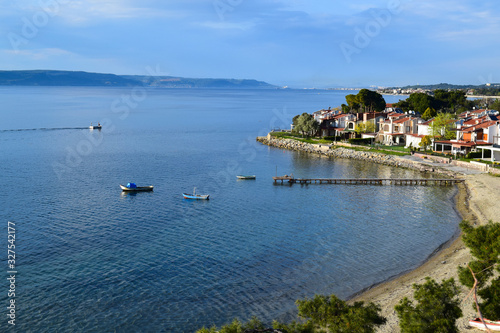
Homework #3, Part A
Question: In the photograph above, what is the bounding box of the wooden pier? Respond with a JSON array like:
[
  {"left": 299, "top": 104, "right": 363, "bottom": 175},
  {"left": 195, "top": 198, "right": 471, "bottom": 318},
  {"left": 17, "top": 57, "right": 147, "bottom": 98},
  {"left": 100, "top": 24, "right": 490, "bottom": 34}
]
[{"left": 272, "top": 176, "right": 464, "bottom": 186}]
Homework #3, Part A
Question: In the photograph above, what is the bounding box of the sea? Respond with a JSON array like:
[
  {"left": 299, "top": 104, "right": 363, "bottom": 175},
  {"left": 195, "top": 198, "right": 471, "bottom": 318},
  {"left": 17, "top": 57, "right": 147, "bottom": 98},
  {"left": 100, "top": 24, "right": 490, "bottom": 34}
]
[{"left": 0, "top": 87, "right": 461, "bottom": 332}]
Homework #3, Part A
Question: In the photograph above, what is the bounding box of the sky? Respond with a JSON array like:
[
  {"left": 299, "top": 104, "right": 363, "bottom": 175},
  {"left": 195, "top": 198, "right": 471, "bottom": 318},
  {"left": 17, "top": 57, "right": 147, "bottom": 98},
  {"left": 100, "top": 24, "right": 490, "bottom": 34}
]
[{"left": 0, "top": 0, "right": 499, "bottom": 88}]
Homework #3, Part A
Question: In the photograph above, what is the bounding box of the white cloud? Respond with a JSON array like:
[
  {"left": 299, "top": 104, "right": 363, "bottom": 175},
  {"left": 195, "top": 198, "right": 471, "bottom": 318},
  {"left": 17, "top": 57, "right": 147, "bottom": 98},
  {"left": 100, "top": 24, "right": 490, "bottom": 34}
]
[
  {"left": 197, "top": 20, "right": 256, "bottom": 31},
  {"left": 3, "top": 48, "right": 74, "bottom": 60},
  {"left": 5, "top": 0, "right": 187, "bottom": 26}
]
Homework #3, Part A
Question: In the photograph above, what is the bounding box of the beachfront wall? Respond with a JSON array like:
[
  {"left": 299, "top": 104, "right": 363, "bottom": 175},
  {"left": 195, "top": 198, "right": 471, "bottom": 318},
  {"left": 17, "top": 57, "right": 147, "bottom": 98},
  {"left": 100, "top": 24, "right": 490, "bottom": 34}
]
[{"left": 405, "top": 134, "right": 423, "bottom": 149}]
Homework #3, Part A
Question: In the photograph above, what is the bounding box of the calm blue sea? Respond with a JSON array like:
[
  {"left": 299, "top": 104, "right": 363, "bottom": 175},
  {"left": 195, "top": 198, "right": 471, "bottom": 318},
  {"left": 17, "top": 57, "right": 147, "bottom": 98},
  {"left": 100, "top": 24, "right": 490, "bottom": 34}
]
[{"left": 0, "top": 87, "right": 459, "bottom": 332}]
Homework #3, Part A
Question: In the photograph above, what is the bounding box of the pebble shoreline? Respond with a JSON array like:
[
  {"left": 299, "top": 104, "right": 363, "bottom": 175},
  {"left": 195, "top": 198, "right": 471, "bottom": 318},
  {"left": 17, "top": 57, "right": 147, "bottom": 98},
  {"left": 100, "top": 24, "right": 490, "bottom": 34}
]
[{"left": 256, "top": 136, "right": 457, "bottom": 176}]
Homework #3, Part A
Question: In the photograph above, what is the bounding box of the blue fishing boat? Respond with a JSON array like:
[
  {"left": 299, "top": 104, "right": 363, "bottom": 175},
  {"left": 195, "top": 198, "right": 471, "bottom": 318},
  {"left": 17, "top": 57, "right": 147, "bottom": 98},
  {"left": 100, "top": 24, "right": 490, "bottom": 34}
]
[
  {"left": 183, "top": 187, "right": 209, "bottom": 200},
  {"left": 120, "top": 183, "right": 154, "bottom": 192}
]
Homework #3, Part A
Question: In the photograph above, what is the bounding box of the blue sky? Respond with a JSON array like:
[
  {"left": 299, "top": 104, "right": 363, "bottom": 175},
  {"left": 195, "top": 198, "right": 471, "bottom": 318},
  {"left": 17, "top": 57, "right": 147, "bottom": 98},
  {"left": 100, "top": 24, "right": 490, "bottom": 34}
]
[{"left": 1, "top": 0, "right": 499, "bottom": 88}]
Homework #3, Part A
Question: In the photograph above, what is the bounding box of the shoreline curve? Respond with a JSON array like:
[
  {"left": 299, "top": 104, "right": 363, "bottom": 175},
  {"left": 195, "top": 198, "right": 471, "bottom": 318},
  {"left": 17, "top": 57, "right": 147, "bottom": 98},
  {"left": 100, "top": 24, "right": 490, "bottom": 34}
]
[{"left": 257, "top": 135, "right": 493, "bottom": 332}]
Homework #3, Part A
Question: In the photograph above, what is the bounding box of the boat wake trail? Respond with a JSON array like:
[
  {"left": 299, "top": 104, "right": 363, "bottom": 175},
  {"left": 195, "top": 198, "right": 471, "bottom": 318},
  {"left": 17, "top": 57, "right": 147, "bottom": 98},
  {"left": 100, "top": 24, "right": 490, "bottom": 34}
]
[{"left": 0, "top": 127, "right": 89, "bottom": 132}]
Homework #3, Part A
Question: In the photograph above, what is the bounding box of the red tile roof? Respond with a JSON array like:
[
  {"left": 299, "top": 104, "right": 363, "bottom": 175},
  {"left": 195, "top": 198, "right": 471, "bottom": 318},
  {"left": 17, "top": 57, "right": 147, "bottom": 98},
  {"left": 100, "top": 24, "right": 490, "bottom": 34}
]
[
  {"left": 463, "top": 115, "right": 489, "bottom": 126},
  {"left": 393, "top": 117, "right": 411, "bottom": 124},
  {"left": 471, "top": 109, "right": 487, "bottom": 114},
  {"left": 461, "top": 120, "right": 498, "bottom": 132}
]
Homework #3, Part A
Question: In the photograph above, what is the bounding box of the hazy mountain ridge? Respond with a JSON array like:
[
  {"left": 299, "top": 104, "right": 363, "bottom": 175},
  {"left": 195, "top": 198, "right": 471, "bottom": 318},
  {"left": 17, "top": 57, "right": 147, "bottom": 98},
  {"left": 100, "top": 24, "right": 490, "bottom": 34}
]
[
  {"left": 388, "top": 83, "right": 500, "bottom": 90},
  {"left": 0, "top": 70, "right": 277, "bottom": 88}
]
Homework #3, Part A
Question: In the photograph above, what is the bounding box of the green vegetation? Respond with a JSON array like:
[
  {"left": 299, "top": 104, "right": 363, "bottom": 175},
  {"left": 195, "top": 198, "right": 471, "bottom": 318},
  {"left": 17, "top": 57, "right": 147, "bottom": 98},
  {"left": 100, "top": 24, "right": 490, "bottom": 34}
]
[
  {"left": 488, "top": 99, "right": 500, "bottom": 110},
  {"left": 458, "top": 221, "right": 500, "bottom": 319},
  {"left": 348, "top": 138, "right": 372, "bottom": 145},
  {"left": 270, "top": 131, "right": 304, "bottom": 138},
  {"left": 394, "top": 89, "right": 472, "bottom": 114},
  {"left": 343, "top": 89, "right": 386, "bottom": 113},
  {"left": 270, "top": 132, "right": 332, "bottom": 144},
  {"left": 296, "top": 294, "right": 386, "bottom": 333},
  {"left": 471, "top": 86, "right": 500, "bottom": 96},
  {"left": 395, "top": 278, "right": 462, "bottom": 333},
  {"left": 293, "top": 113, "right": 320, "bottom": 137},
  {"left": 196, "top": 294, "right": 386, "bottom": 333},
  {"left": 355, "top": 121, "right": 376, "bottom": 134},
  {"left": 419, "top": 136, "right": 432, "bottom": 152},
  {"left": 346, "top": 145, "right": 409, "bottom": 156},
  {"left": 421, "top": 107, "right": 437, "bottom": 120},
  {"left": 429, "top": 113, "right": 456, "bottom": 140}
]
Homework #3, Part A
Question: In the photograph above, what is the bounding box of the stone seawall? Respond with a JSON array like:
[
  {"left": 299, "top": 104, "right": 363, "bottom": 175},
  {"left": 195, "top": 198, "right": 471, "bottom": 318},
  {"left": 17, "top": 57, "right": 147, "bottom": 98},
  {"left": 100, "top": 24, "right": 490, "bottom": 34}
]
[{"left": 256, "top": 136, "right": 458, "bottom": 177}]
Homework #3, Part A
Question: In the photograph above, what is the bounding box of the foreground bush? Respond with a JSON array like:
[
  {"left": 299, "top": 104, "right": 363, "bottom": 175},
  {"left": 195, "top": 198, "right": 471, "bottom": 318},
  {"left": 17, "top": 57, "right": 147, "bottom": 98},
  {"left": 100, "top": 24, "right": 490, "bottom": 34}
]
[
  {"left": 458, "top": 220, "right": 500, "bottom": 319},
  {"left": 395, "top": 277, "right": 462, "bottom": 333},
  {"left": 196, "top": 294, "right": 386, "bottom": 333}
]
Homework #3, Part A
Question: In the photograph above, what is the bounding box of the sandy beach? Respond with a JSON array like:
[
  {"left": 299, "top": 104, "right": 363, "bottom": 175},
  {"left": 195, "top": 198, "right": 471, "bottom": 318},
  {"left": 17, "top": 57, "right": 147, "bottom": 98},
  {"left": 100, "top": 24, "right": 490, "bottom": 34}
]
[{"left": 351, "top": 172, "right": 500, "bottom": 332}]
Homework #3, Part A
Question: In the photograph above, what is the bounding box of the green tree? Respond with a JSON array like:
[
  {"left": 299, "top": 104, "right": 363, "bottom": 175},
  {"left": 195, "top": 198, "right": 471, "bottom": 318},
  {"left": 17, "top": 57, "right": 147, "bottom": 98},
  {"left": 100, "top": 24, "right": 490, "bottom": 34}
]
[
  {"left": 341, "top": 103, "right": 350, "bottom": 113},
  {"left": 357, "top": 89, "right": 386, "bottom": 112},
  {"left": 296, "top": 294, "right": 386, "bottom": 333},
  {"left": 489, "top": 99, "right": 500, "bottom": 111},
  {"left": 293, "top": 113, "right": 319, "bottom": 137},
  {"left": 434, "top": 90, "right": 467, "bottom": 113},
  {"left": 406, "top": 92, "right": 438, "bottom": 114},
  {"left": 293, "top": 114, "right": 302, "bottom": 126},
  {"left": 345, "top": 94, "right": 360, "bottom": 112},
  {"left": 395, "top": 277, "right": 462, "bottom": 333},
  {"left": 345, "top": 90, "right": 386, "bottom": 113},
  {"left": 429, "top": 113, "right": 456, "bottom": 140},
  {"left": 355, "top": 121, "right": 376, "bottom": 135},
  {"left": 394, "top": 99, "right": 410, "bottom": 112},
  {"left": 421, "top": 107, "right": 437, "bottom": 121},
  {"left": 458, "top": 221, "right": 500, "bottom": 319},
  {"left": 419, "top": 135, "right": 432, "bottom": 151}
]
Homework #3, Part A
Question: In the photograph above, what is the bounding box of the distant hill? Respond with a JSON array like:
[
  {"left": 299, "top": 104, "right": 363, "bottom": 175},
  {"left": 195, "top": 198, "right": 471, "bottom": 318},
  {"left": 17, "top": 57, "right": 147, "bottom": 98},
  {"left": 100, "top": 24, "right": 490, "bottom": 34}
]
[
  {"left": 0, "top": 70, "right": 277, "bottom": 88},
  {"left": 121, "top": 75, "right": 276, "bottom": 88},
  {"left": 0, "top": 70, "right": 138, "bottom": 86},
  {"left": 389, "top": 83, "right": 500, "bottom": 90}
]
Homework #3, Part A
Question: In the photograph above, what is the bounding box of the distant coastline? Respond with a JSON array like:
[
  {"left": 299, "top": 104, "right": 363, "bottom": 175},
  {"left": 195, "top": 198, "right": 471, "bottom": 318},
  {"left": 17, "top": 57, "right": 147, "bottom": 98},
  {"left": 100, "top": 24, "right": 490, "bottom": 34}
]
[{"left": 0, "top": 70, "right": 277, "bottom": 89}]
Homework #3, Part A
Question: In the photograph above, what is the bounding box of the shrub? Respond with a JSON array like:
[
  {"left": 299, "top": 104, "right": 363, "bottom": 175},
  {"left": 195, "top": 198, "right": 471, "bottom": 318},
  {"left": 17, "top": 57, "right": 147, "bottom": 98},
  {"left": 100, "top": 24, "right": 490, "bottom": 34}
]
[
  {"left": 348, "top": 138, "right": 372, "bottom": 145},
  {"left": 395, "top": 277, "right": 462, "bottom": 333},
  {"left": 323, "top": 136, "right": 342, "bottom": 141},
  {"left": 458, "top": 220, "right": 500, "bottom": 319},
  {"left": 297, "top": 294, "right": 386, "bottom": 333}
]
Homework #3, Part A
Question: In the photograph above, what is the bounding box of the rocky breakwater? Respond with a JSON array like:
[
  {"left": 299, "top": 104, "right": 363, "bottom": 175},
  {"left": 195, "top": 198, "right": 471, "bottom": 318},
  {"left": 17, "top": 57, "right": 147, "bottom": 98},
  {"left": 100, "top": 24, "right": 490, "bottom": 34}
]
[{"left": 256, "top": 136, "right": 458, "bottom": 177}]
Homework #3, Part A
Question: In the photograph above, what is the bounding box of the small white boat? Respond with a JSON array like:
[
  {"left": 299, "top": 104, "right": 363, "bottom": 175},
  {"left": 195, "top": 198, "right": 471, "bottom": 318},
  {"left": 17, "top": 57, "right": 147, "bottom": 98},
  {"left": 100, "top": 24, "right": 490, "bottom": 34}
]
[
  {"left": 236, "top": 175, "right": 256, "bottom": 179},
  {"left": 469, "top": 318, "right": 500, "bottom": 331},
  {"left": 89, "top": 122, "right": 102, "bottom": 130}
]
